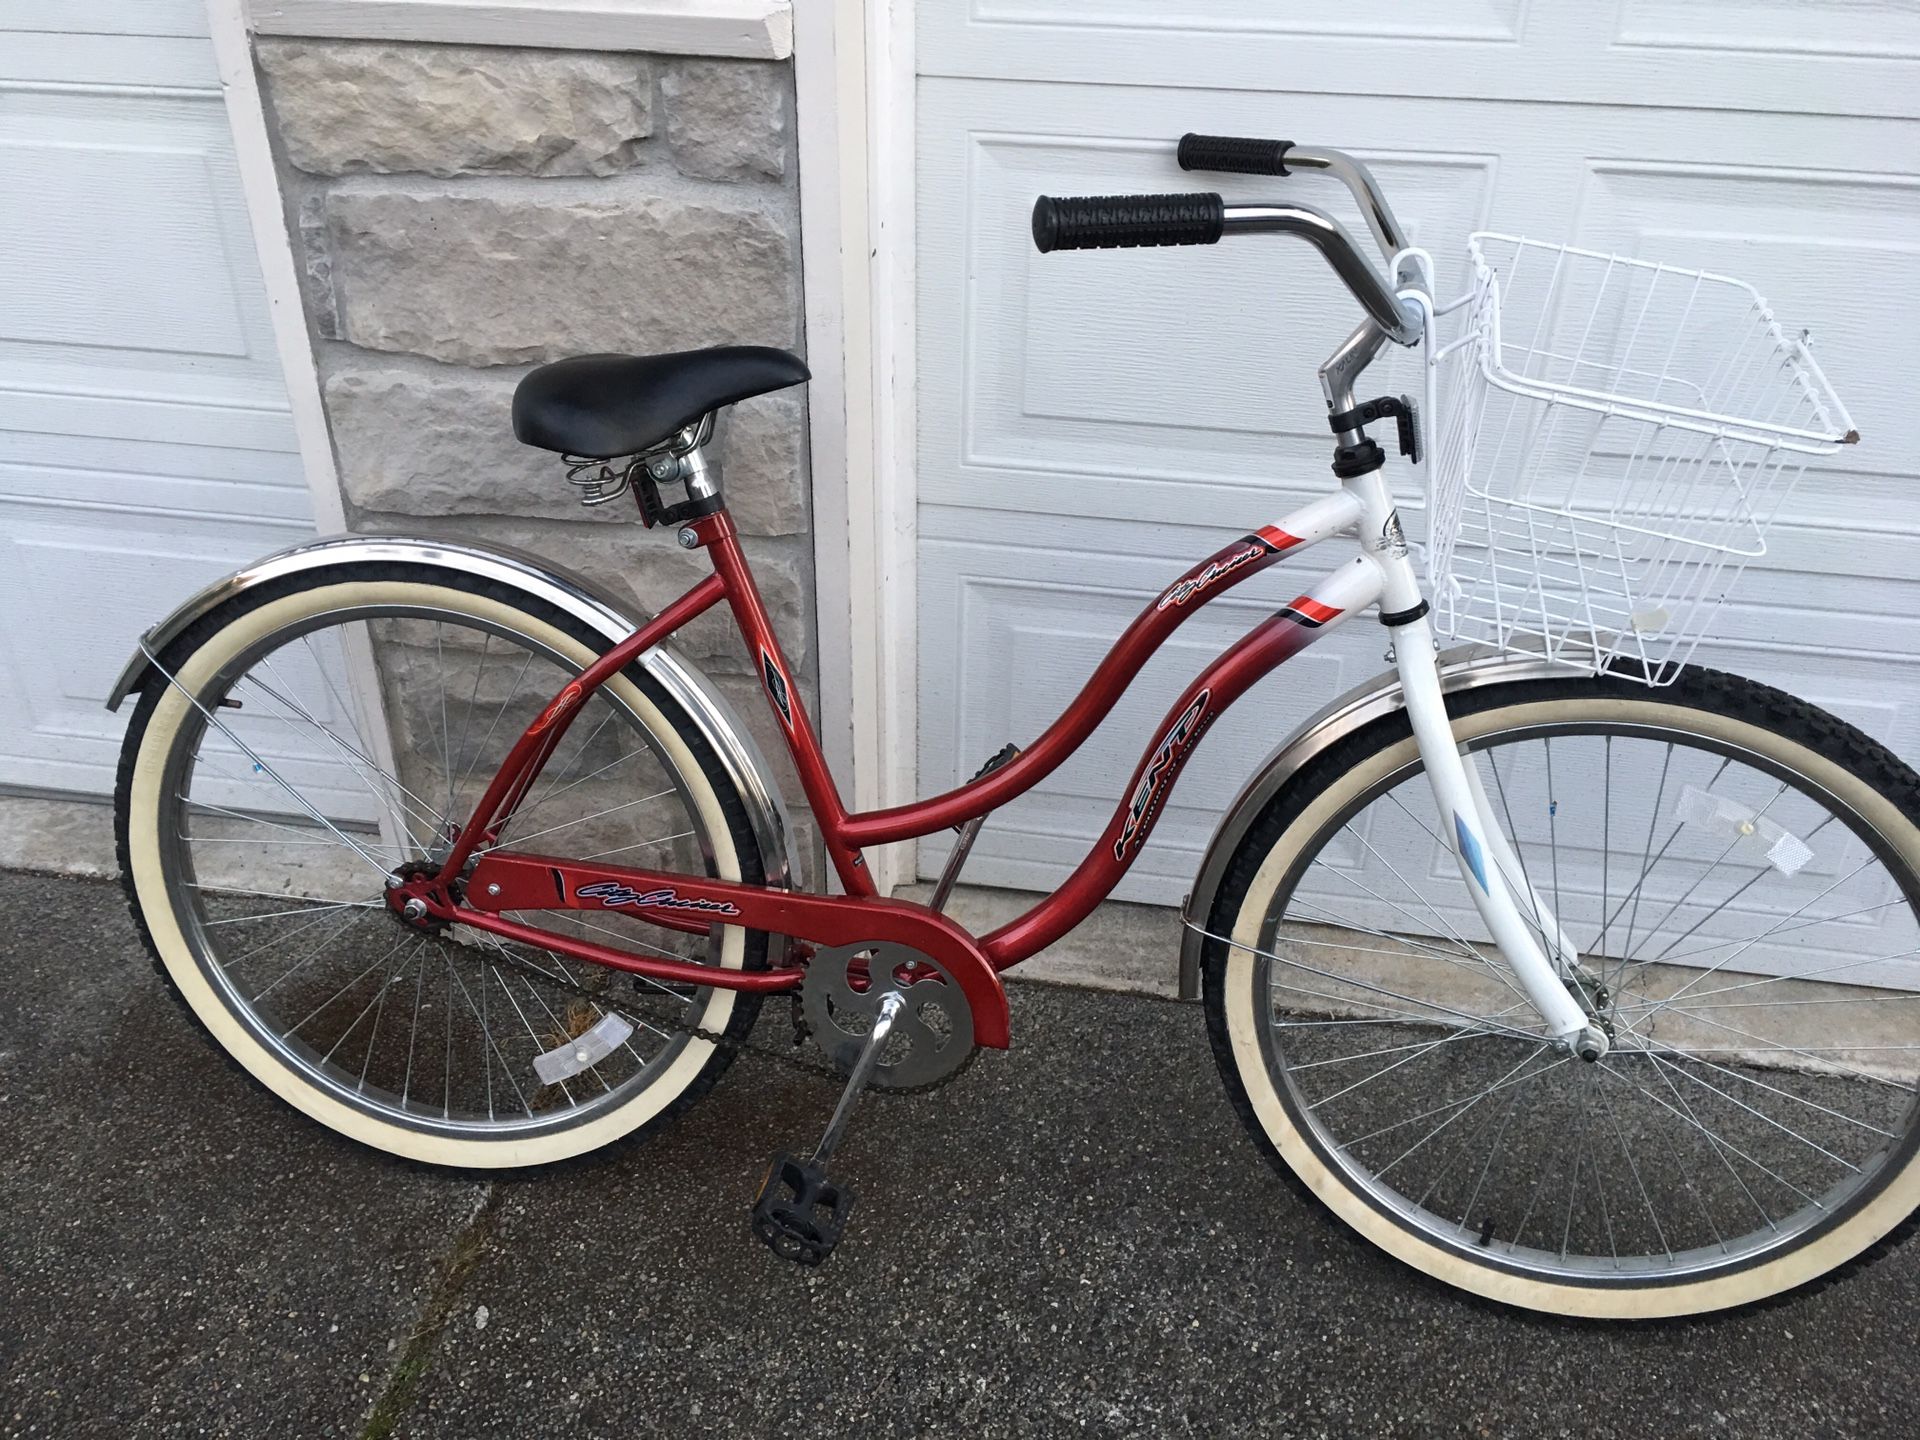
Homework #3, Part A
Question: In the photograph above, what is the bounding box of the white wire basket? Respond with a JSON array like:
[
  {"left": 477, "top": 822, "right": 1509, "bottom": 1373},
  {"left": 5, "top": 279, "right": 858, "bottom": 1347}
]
[{"left": 1426, "top": 233, "right": 1858, "bottom": 683}]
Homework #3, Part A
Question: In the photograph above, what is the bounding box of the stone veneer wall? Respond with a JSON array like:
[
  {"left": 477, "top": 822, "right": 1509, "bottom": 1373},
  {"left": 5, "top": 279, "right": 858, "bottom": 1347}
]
[{"left": 255, "top": 37, "right": 820, "bottom": 865}]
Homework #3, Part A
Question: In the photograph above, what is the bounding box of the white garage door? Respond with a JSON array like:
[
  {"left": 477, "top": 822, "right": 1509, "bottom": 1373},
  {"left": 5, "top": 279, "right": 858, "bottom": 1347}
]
[
  {"left": 914, "top": 2, "right": 1920, "bottom": 906},
  {"left": 0, "top": 1, "right": 332, "bottom": 798}
]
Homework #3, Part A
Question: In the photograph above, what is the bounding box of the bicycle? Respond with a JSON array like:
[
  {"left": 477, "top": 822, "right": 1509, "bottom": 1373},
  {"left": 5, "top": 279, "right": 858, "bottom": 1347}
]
[{"left": 109, "top": 133, "right": 1917, "bottom": 1319}]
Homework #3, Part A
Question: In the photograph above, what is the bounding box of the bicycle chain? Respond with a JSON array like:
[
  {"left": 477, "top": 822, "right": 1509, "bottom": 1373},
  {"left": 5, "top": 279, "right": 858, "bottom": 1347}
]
[{"left": 479, "top": 938, "right": 975, "bottom": 1097}]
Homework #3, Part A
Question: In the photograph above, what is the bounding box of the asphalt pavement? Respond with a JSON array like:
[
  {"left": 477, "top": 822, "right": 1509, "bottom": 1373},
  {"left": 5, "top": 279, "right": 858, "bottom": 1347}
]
[{"left": 3, "top": 867, "right": 1917, "bottom": 1439}]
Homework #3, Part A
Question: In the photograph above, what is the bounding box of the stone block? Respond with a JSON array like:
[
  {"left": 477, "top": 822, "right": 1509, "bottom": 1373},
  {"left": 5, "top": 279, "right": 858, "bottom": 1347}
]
[
  {"left": 660, "top": 59, "right": 788, "bottom": 182},
  {"left": 259, "top": 39, "right": 652, "bottom": 178},
  {"left": 325, "top": 366, "right": 611, "bottom": 522},
  {"left": 327, "top": 184, "right": 799, "bottom": 367}
]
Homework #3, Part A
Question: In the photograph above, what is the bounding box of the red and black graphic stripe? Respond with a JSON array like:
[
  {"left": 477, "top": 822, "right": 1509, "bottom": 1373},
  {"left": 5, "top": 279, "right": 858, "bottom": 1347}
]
[
  {"left": 1254, "top": 524, "right": 1303, "bottom": 551},
  {"left": 1277, "top": 596, "right": 1342, "bottom": 629}
]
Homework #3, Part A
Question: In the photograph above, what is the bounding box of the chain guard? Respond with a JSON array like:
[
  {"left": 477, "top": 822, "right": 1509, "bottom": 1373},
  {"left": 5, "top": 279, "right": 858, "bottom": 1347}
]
[{"left": 800, "top": 941, "right": 976, "bottom": 1089}]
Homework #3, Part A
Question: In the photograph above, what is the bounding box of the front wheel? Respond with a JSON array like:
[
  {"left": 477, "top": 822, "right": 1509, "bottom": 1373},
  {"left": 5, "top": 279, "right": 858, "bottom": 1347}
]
[
  {"left": 1202, "top": 667, "right": 1920, "bottom": 1318},
  {"left": 116, "top": 562, "right": 776, "bottom": 1170}
]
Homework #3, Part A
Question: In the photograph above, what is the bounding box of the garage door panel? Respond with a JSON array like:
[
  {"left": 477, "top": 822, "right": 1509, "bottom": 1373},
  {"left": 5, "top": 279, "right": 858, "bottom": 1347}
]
[
  {"left": 1617, "top": 0, "right": 1920, "bottom": 62},
  {"left": 921, "top": 116, "right": 1502, "bottom": 530},
  {"left": 970, "top": 0, "right": 1524, "bottom": 46},
  {"left": 1569, "top": 163, "right": 1920, "bottom": 475},
  {"left": 0, "top": 3, "right": 340, "bottom": 802},
  {"left": 1, "top": 0, "right": 216, "bottom": 87},
  {"left": 916, "top": 510, "right": 1920, "bottom": 902},
  {"left": 0, "top": 89, "right": 292, "bottom": 424},
  {"left": 1012, "top": 149, "right": 1495, "bottom": 432},
  {"left": 0, "top": 451, "right": 314, "bottom": 529},
  {"left": 0, "top": 390, "right": 299, "bottom": 455},
  {"left": 923, "top": 3, "right": 1918, "bottom": 119},
  {"left": 919, "top": 492, "right": 1920, "bottom": 902},
  {"left": 1, "top": 141, "right": 254, "bottom": 357},
  {"left": 1707, "top": 576, "right": 1920, "bottom": 678},
  {"left": 0, "top": 500, "right": 319, "bottom": 792}
]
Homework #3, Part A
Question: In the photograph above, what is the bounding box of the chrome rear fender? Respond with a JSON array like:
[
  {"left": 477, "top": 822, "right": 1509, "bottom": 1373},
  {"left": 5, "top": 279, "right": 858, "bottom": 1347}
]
[{"left": 107, "top": 533, "right": 796, "bottom": 889}]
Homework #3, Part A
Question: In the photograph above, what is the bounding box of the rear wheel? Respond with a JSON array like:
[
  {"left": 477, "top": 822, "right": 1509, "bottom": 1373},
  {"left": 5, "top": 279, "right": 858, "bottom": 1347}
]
[
  {"left": 1202, "top": 668, "right": 1920, "bottom": 1317},
  {"left": 116, "top": 563, "right": 775, "bottom": 1169}
]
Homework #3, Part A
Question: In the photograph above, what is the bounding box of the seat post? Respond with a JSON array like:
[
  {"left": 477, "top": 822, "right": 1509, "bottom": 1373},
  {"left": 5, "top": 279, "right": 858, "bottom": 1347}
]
[
  {"left": 677, "top": 422, "right": 720, "bottom": 504},
  {"left": 625, "top": 413, "right": 726, "bottom": 528}
]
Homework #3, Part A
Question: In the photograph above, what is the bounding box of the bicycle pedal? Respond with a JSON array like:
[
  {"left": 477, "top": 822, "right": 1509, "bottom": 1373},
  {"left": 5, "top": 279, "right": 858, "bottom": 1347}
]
[{"left": 750, "top": 1151, "right": 855, "bottom": 1266}]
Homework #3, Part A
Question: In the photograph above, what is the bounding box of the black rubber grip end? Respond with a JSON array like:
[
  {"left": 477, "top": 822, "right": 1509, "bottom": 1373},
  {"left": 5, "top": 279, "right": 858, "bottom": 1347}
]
[
  {"left": 1177, "top": 133, "right": 1293, "bottom": 177},
  {"left": 1031, "top": 193, "right": 1225, "bottom": 253}
]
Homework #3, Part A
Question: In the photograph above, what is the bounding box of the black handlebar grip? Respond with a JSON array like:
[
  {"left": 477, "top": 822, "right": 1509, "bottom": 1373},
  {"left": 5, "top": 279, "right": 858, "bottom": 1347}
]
[
  {"left": 1177, "top": 133, "right": 1293, "bottom": 176},
  {"left": 1031, "top": 193, "right": 1225, "bottom": 253}
]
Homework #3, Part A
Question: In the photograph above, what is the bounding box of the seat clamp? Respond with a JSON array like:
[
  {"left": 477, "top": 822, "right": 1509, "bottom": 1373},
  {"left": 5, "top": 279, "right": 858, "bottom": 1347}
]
[{"left": 636, "top": 484, "right": 724, "bottom": 529}]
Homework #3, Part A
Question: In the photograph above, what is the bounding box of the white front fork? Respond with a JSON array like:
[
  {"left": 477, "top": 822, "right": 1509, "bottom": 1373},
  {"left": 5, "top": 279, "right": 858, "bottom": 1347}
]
[{"left": 1346, "top": 472, "right": 1601, "bottom": 1054}]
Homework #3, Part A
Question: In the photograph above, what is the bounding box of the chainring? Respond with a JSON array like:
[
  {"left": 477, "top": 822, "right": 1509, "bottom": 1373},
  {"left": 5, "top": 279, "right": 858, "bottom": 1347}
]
[{"left": 800, "top": 941, "right": 975, "bottom": 1089}]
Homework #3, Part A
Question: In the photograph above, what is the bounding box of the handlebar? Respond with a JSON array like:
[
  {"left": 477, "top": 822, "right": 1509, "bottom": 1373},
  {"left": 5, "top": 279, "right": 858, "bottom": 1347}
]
[
  {"left": 1030, "top": 189, "right": 1420, "bottom": 347},
  {"left": 1178, "top": 134, "right": 1408, "bottom": 259}
]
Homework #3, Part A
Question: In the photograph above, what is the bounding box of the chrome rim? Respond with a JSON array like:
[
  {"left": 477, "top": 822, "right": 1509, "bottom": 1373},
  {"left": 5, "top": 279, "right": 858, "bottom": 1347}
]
[
  {"left": 1248, "top": 719, "right": 1920, "bottom": 1284},
  {"left": 153, "top": 602, "right": 739, "bottom": 1141}
]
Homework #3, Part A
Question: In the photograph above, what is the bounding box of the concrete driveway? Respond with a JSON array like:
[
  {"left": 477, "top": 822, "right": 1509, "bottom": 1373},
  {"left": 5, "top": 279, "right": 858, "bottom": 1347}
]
[{"left": 3, "top": 867, "right": 1917, "bottom": 1438}]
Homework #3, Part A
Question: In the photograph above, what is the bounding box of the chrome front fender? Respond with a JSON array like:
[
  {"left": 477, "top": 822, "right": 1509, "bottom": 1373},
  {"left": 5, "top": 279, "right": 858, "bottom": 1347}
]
[
  {"left": 107, "top": 533, "right": 796, "bottom": 888},
  {"left": 1176, "top": 643, "right": 1569, "bottom": 999}
]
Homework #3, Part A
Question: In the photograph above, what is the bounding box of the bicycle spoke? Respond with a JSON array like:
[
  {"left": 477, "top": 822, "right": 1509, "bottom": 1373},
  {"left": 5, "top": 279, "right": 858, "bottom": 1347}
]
[
  {"left": 323, "top": 940, "right": 425, "bottom": 1068},
  {"left": 489, "top": 787, "right": 679, "bottom": 851},
  {"left": 1651, "top": 1052, "right": 1862, "bottom": 1174},
  {"left": 1370, "top": 1043, "right": 1556, "bottom": 1181},
  {"left": 243, "top": 659, "right": 445, "bottom": 852},
  {"left": 247, "top": 905, "right": 379, "bottom": 1002},
  {"left": 1211, "top": 923, "right": 1548, "bottom": 1041}
]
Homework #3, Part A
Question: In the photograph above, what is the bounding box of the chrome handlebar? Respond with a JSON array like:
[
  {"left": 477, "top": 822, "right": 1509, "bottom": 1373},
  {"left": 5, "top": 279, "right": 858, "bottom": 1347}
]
[
  {"left": 1219, "top": 202, "right": 1420, "bottom": 346},
  {"left": 1032, "top": 139, "right": 1422, "bottom": 349},
  {"left": 1266, "top": 147, "right": 1409, "bottom": 260}
]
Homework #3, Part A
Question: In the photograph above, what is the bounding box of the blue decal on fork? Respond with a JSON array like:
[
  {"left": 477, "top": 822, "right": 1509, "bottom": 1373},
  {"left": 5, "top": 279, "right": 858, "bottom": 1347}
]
[{"left": 1453, "top": 811, "right": 1490, "bottom": 893}]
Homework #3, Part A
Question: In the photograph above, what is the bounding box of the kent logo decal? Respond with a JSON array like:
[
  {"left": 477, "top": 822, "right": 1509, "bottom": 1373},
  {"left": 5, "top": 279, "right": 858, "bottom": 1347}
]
[{"left": 1114, "top": 690, "right": 1212, "bottom": 861}]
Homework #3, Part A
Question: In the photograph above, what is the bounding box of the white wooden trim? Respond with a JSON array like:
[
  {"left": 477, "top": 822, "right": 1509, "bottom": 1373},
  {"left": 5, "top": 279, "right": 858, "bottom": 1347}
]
[
  {"left": 246, "top": 0, "right": 793, "bottom": 58},
  {"left": 866, "top": 0, "right": 918, "bottom": 880},
  {"left": 793, "top": 0, "right": 864, "bottom": 883},
  {"left": 794, "top": 0, "right": 917, "bottom": 892},
  {"left": 205, "top": 0, "right": 411, "bottom": 858},
  {"left": 206, "top": 0, "right": 346, "bottom": 531}
]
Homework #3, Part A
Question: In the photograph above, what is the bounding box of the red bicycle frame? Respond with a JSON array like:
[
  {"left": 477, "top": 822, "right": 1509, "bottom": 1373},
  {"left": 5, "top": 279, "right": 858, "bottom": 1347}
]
[{"left": 394, "top": 490, "right": 1382, "bottom": 1051}]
